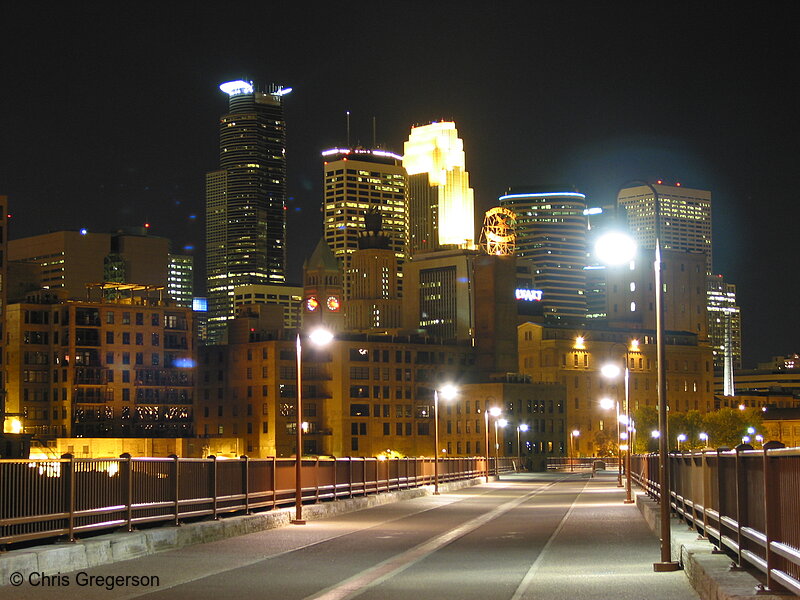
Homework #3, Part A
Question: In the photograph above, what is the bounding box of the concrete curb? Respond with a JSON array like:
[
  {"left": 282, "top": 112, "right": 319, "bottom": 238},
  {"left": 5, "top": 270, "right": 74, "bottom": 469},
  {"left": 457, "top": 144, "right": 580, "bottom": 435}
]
[
  {"left": 635, "top": 490, "right": 792, "bottom": 600},
  {"left": 0, "top": 477, "right": 483, "bottom": 586}
]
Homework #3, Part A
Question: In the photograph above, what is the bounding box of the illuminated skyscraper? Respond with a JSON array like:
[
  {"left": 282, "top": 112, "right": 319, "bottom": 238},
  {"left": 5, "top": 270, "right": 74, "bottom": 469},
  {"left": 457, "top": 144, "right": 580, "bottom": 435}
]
[
  {"left": 321, "top": 147, "right": 407, "bottom": 299},
  {"left": 206, "top": 80, "right": 291, "bottom": 344},
  {"left": 403, "top": 122, "right": 475, "bottom": 254},
  {"left": 617, "top": 183, "right": 712, "bottom": 274},
  {"left": 499, "top": 188, "right": 588, "bottom": 320},
  {"left": 707, "top": 274, "right": 742, "bottom": 393}
]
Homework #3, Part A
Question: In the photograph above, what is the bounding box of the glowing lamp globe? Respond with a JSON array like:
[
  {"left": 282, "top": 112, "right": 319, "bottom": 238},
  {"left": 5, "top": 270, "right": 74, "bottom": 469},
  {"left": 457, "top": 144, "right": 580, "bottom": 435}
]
[{"left": 595, "top": 231, "right": 637, "bottom": 265}]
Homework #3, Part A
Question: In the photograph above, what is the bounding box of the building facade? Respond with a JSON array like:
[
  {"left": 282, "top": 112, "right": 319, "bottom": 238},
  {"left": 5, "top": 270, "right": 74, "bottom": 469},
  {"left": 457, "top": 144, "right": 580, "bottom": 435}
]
[
  {"left": 322, "top": 148, "right": 407, "bottom": 298},
  {"left": 346, "top": 213, "right": 402, "bottom": 332},
  {"left": 403, "top": 122, "right": 475, "bottom": 254},
  {"left": 707, "top": 273, "right": 742, "bottom": 390},
  {"left": 518, "top": 321, "right": 715, "bottom": 456},
  {"left": 499, "top": 188, "right": 588, "bottom": 321},
  {"left": 206, "top": 80, "right": 290, "bottom": 343},
  {"left": 618, "top": 182, "right": 713, "bottom": 273},
  {"left": 8, "top": 229, "right": 170, "bottom": 301},
  {"left": 4, "top": 290, "right": 194, "bottom": 441}
]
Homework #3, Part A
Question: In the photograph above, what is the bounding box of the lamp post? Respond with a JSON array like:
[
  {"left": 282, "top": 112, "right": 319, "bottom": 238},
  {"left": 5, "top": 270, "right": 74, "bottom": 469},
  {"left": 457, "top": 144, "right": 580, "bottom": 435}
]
[
  {"left": 484, "top": 406, "right": 502, "bottom": 481},
  {"left": 495, "top": 418, "right": 508, "bottom": 478},
  {"left": 677, "top": 433, "right": 687, "bottom": 452},
  {"left": 599, "top": 396, "right": 622, "bottom": 486},
  {"left": 600, "top": 351, "right": 633, "bottom": 500},
  {"left": 291, "top": 328, "right": 333, "bottom": 525},
  {"left": 699, "top": 432, "right": 709, "bottom": 448},
  {"left": 569, "top": 429, "right": 580, "bottom": 471},
  {"left": 433, "top": 384, "right": 457, "bottom": 495},
  {"left": 596, "top": 180, "right": 678, "bottom": 571},
  {"left": 517, "top": 423, "right": 529, "bottom": 470}
]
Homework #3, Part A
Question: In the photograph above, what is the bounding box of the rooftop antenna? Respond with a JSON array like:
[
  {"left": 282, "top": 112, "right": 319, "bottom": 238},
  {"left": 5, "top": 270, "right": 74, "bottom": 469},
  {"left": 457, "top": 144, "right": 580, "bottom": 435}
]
[
  {"left": 346, "top": 111, "right": 351, "bottom": 148},
  {"left": 372, "top": 116, "right": 377, "bottom": 148}
]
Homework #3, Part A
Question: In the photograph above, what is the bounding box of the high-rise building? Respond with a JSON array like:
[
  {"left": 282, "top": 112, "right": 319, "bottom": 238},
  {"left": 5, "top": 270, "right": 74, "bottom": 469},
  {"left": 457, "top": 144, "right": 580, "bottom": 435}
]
[
  {"left": 167, "top": 254, "right": 193, "bottom": 308},
  {"left": 403, "top": 122, "right": 475, "bottom": 254},
  {"left": 321, "top": 147, "right": 407, "bottom": 298},
  {"left": 707, "top": 273, "right": 742, "bottom": 393},
  {"left": 8, "top": 229, "right": 170, "bottom": 300},
  {"left": 231, "top": 284, "right": 303, "bottom": 330},
  {"left": 402, "top": 249, "right": 518, "bottom": 374},
  {"left": 346, "top": 211, "right": 402, "bottom": 332},
  {"left": 617, "top": 182, "right": 712, "bottom": 274},
  {"left": 499, "top": 188, "right": 588, "bottom": 321},
  {"left": 206, "top": 79, "right": 291, "bottom": 344},
  {"left": 605, "top": 248, "right": 707, "bottom": 338}
]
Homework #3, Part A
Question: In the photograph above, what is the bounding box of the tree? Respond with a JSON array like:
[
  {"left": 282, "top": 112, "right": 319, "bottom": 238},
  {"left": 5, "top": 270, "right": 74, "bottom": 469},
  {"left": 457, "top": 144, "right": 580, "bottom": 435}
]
[
  {"left": 702, "top": 408, "right": 763, "bottom": 449},
  {"left": 594, "top": 428, "right": 618, "bottom": 457},
  {"left": 633, "top": 406, "right": 658, "bottom": 453}
]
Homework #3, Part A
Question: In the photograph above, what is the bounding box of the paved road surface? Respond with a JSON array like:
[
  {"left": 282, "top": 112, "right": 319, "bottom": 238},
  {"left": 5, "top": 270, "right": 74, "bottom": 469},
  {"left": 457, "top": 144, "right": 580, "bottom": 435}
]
[{"left": 5, "top": 472, "right": 699, "bottom": 600}]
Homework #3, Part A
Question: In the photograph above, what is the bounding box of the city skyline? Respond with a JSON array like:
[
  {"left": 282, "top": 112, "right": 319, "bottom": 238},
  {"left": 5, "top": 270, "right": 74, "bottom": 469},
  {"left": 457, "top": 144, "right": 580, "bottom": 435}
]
[{"left": 1, "top": 5, "right": 797, "bottom": 365}]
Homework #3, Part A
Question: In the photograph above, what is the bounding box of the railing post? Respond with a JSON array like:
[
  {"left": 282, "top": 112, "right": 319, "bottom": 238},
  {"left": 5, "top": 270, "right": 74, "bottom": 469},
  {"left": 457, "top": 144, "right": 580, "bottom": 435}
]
[
  {"left": 332, "top": 457, "right": 338, "bottom": 499},
  {"left": 762, "top": 440, "right": 786, "bottom": 592},
  {"left": 241, "top": 455, "right": 250, "bottom": 514},
  {"left": 272, "top": 456, "right": 277, "bottom": 510},
  {"left": 348, "top": 457, "right": 354, "bottom": 498},
  {"left": 733, "top": 443, "right": 753, "bottom": 568},
  {"left": 315, "top": 456, "right": 320, "bottom": 502},
  {"left": 714, "top": 447, "right": 726, "bottom": 551},
  {"left": 120, "top": 453, "right": 133, "bottom": 531},
  {"left": 61, "top": 453, "right": 76, "bottom": 542},
  {"left": 170, "top": 454, "right": 181, "bottom": 526}
]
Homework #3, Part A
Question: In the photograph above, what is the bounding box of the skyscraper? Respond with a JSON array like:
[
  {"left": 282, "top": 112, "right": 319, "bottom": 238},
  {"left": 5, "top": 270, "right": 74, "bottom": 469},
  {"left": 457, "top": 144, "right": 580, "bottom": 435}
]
[
  {"left": 346, "top": 211, "right": 402, "bottom": 332},
  {"left": 707, "top": 273, "right": 742, "bottom": 393},
  {"left": 403, "top": 122, "right": 475, "bottom": 254},
  {"left": 617, "top": 182, "right": 712, "bottom": 273},
  {"left": 206, "top": 79, "right": 290, "bottom": 344},
  {"left": 499, "top": 188, "right": 588, "bottom": 321},
  {"left": 321, "top": 147, "right": 407, "bottom": 299}
]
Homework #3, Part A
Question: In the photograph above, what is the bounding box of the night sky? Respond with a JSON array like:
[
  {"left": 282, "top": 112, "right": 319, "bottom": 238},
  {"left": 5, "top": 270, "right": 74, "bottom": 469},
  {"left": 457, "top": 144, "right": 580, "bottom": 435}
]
[{"left": 2, "top": 4, "right": 798, "bottom": 367}]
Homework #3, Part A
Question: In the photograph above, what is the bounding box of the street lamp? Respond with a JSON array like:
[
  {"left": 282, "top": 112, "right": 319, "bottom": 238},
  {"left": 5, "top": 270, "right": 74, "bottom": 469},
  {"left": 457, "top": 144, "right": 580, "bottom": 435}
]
[
  {"left": 599, "top": 395, "right": 622, "bottom": 487},
  {"left": 699, "top": 432, "right": 709, "bottom": 448},
  {"left": 484, "top": 406, "right": 502, "bottom": 481},
  {"left": 433, "top": 384, "right": 457, "bottom": 495},
  {"left": 496, "top": 419, "right": 508, "bottom": 479},
  {"left": 569, "top": 429, "right": 580, "bottom": 471},
  {"left": 292, "top": 328, "right": 333, "bottom": 525},
  {"left": 517, "top": 423, "right": 529, "bottom": 469},
  {"left": 600, "top": 354, "right": 632, "bottom": 501},
  {"left": 677, "top": 433, "right": 687, "bottom": 451},
  {"left": 596, "top": 180, "right": 678, "bottom": 571}
]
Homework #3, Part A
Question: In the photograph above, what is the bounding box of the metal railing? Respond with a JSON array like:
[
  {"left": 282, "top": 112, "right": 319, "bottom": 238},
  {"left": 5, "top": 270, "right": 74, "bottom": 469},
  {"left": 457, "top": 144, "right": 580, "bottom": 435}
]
[
  {"left": 630, "top": 445, "right": 800, "bottom": 595},
  {"left": 547, "top": 456, "right": 620, "bottom": 471},
  {"left": 0, "top": 455, "right": 514, "bottom": 548}
]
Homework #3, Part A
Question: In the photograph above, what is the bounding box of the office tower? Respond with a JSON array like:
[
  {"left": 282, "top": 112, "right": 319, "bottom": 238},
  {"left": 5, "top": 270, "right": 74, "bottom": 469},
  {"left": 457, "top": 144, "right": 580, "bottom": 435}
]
[
  {"left": 403, "top": 249, "right": 518, "bottom": 374},
  {"left": 605, "top": 248, "right": 707, "bottom": 337},
  {"left": 346, "top": 211, "right": 402, "bottom": 332},
  {"left": 403, "top": 122, "right": 475, "bottom": 254},
  {"left": 499, "top": 188, "right": 588, "bottom": 321},
  {"left": 167, "top": 254, "right": 194, "bottom": 308},
  {"left": 8, "top": 229, "right": 170, "bottom": 299},
  {"left": 232, "top": 283, "right": 303, "bottom": 330},
  {"left": 302, "top": 239, "right": 344, "bottom": 332},
  {"left": 707, "top": 274, "right": 742, "bottom": 394},
  {"left": 206, "top": 80, "right": 290, "bottom": 344},
  {"left": 321, "top": 147, "right": 407, "bottom": 298},
  {"left": 617, "top": 182, "right": 712, "bottom": 274}
]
